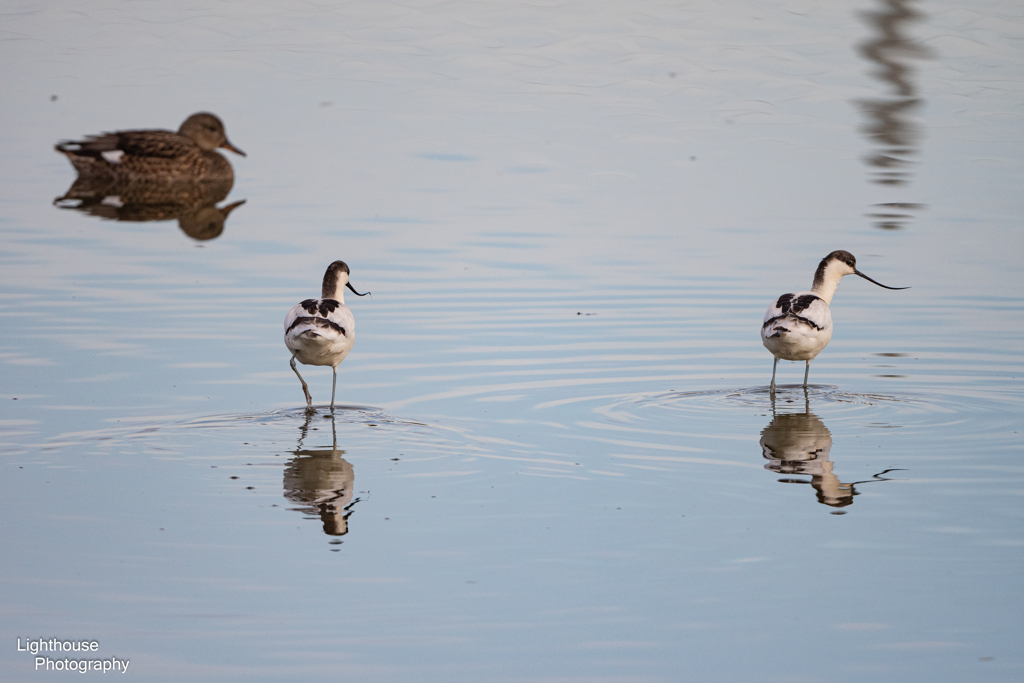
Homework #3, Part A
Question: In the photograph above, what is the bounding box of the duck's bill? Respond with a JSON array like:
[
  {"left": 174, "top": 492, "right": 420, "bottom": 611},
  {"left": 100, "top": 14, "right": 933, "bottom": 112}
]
[
  {"left": 347, "top": 281, "right": 370, "bottom": 297},
  {"left": 220, "top": 199, "right": 246, "bottom": 216},
  {"left": 220, "top": 140, "right": 246, "bottom": 157},
  {"left": 855, "top": 270, "right": 909, "bottom": 290}
]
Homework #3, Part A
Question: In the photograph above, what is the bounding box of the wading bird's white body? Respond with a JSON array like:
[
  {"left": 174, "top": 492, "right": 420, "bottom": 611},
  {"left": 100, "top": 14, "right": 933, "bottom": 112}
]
[
  {"left": 761, "top": 250, "right": 907, "bottom": 392},
  {"left": 284, "top": 261, "right": 369, "bottom": 410}
]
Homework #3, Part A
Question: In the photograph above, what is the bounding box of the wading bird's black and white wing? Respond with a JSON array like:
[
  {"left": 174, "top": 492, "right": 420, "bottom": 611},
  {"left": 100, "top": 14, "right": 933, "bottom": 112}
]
[
  {"left": 284, "top": 298, "right": 354, "bottom": 343},
  {"left": 762, "top": 292, "right": 832, "bottom": 337}
]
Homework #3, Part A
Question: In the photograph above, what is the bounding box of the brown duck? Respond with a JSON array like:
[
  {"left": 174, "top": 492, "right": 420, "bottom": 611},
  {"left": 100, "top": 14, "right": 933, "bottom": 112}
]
[{"left": 55, "top": 112, "right": 245, "bottom": 182}]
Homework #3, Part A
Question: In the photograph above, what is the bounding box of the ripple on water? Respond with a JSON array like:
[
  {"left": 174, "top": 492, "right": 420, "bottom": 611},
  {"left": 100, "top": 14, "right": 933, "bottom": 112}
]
[
  {"left": 528, "top": 381, "right": 1023, "bottom": 511},
  {"left": 21, "top": 405, "right": 505, "bottom": 544},
  {"left": 594, "top": 383, "right": 1021, "bottom": 444},
  {"left": 30, "top": 404, "right": 493, "bottom": 465}
]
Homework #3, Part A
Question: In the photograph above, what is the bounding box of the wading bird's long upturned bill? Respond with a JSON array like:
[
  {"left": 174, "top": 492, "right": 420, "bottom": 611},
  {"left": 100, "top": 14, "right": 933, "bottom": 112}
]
[
  {"left": 761, "top": 250, "right": 908, "bottom": 392},
  {"left": 284, "top": 261, "right": 370, "bottom": 411},
  {"left": 55, "top": 112, "right": 245, "bottom": 182}
]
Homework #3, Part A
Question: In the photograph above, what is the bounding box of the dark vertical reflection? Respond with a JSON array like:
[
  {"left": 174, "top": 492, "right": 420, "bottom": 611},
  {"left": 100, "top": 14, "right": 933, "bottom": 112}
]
[{"left": 855, "top": 0, "right": 932, "bottom": 229}]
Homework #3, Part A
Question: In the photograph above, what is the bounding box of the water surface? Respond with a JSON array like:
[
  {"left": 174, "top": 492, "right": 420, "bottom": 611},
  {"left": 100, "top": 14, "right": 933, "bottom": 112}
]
[{"left": 1, "top": 1, "right": 1022, "bottom": 681}]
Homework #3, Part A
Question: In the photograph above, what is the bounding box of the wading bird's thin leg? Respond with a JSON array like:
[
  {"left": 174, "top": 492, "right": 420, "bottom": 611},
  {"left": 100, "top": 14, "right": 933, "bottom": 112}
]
[
  {"left": 770, "top": 357, "right": 779, "bottom": 393},
  {"left": 290, "top": 353, "right": 313, "bottom": 407},
  {"left": 331, "top": 366, "right": 337, "bottom": 412},
  {"left": 803, "top": 360, "right": 811, "bottom": 388}
]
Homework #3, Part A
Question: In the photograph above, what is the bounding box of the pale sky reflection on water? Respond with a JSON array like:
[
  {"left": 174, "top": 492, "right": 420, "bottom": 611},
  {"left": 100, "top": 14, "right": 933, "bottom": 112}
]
[{"left": 1, "top": 1, "right": 1023, "bottom": 681}]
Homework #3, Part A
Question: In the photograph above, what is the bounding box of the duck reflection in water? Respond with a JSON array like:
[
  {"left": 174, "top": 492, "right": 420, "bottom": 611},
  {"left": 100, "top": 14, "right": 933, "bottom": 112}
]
[
  {"left": 760, "top": 389, "right": 899, "bottom": 509},
  {"left": 284, "top": 411, "right": 361, "bottom": 537},
  {"left": 54, "top": 112, "right": 246, "bottom": 241},
  {"left": 54, "top": 177, "right": 245, "bottom": 241}
]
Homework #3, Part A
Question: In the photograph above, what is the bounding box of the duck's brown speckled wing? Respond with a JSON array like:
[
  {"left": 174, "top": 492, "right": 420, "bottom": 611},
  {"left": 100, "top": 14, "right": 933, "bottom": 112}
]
[
  {"left": 62, "top": 130, "right": 196, "bottom": 159},
  {"left": 110, "top": 130, "right": 197, "bottom": 158}
]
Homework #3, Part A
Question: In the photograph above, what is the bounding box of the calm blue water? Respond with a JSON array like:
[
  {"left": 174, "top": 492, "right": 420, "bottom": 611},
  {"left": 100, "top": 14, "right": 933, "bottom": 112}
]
[{"left": 2, "top": 1, "right": 1022, "bottom": 681}]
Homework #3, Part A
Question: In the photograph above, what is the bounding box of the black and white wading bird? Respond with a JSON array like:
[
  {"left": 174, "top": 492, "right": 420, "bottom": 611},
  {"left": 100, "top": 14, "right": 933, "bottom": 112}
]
[
  {"left": 761, "top": 250, "right": 908, "bottom": 392},
  {"left": 284, "top": 261, "right": 369, "bottom": 410}
]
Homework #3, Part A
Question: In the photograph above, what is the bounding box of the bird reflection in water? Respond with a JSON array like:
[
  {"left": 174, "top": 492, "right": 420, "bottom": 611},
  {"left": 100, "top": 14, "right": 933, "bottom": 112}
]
[
  {"left": 760, "top": 389, "right": 900, "bottom": 510},
  {"left": 54, "top": 177, "right": 246, "bottom": 241},
  {"left": 856, "top": 0, "right": 932, "bottom": 229},
  {"left": 284, "top": 411, "right": 361, "bottom": 542}
]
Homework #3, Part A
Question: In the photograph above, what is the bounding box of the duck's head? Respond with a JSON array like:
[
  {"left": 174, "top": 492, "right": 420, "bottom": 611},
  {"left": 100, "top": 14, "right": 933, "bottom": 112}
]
[
  {"left": 322, "top": 260, "right": 370, "bottom": 300},
  {"left": 179, "top": 200, "right": 246, "bottom": 241},
  {"left": 179, "top": 113, "right": 246, "bottom": 156}
]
